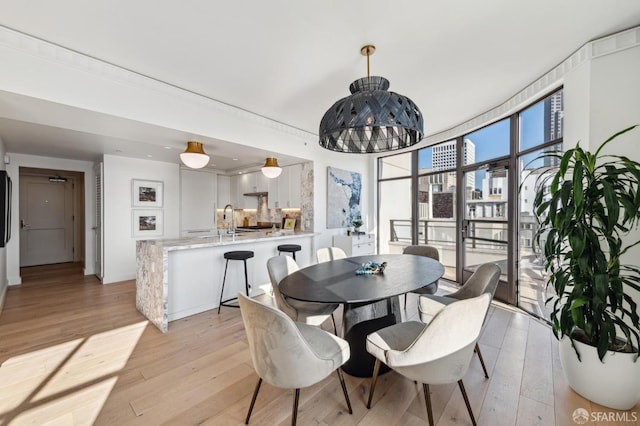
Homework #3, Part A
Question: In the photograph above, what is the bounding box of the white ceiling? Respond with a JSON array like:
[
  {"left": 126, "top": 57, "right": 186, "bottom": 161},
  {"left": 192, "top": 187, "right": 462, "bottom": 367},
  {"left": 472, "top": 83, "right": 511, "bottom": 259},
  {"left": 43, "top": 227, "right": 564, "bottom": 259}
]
[{"left": 0, "top": 0, "right": 639, "bottom": 171}]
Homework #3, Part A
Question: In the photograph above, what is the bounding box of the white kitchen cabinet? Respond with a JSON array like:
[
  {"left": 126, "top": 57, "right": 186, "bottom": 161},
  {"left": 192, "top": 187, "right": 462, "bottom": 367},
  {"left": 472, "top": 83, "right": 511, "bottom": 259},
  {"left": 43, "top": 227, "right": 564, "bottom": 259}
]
[
  {"left": 238, "top": 173, "right": 254, "bottom": 195},
  {"left": 180, "top": 169, "right": 217, "bottom": 235},
  {"left": 333, "top": 234, "right": 375, "bottom": 256},
  {"left": 230, "top": 175, "right": 249, "bottom": 209},
  {"left": 233, "top": 172, "right": 266, "bottom": 209},
  {"left": 255, "top": 172, "right": 269, "bottom": 192},
  {"left": 238, "top": 172, "right": 268, "bottom": 194},
  {"left": 267, "top": 164, "right": 302, "bottom": 209},
  {"left": 217, "top": 175, "right": 230, "bottom": 207},
  {"left": 267, "top": 174, "right": 281, "bottom": 209}
]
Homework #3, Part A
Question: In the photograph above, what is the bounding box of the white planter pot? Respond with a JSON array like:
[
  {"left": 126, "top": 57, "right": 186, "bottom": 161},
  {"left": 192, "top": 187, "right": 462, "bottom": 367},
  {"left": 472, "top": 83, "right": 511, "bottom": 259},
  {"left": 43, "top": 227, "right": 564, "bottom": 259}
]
[{"left": 559, "top": 336, "right": 640, "bottom": 410}]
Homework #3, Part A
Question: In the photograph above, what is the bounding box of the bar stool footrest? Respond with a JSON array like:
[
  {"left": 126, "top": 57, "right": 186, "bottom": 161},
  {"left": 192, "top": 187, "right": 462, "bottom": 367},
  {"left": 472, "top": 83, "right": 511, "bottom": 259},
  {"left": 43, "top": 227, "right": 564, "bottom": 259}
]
[{"left": 220, "top": 297, "right": 242, "bottom": 308}]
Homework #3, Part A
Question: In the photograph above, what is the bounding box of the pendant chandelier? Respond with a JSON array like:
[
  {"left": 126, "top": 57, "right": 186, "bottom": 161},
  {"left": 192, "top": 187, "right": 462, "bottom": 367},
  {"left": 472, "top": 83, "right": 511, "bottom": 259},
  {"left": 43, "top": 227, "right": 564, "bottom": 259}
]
[
  {"left": 261, "top": 157, "right": 282, "bottom": 178},
  {"left": 180, "top": 141, "right": 209, "bottom": 169},
  {"left": 319, "top": 45, "right": 423, "bottom": 153}
]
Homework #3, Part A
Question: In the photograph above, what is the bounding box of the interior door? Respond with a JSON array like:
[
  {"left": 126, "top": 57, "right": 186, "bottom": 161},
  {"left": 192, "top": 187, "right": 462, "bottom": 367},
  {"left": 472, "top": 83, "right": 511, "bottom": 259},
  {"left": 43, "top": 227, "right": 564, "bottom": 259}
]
[{"left": 19, "top": 175, "right": 74, "bottom": 266}]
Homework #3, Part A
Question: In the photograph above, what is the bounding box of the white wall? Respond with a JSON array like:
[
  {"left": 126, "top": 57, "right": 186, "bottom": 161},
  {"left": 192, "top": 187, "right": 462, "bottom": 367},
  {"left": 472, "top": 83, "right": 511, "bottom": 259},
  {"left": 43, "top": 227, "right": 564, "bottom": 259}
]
[
  {"left": 587, "top": 44, "right": 640, "bottom": 315},
  {"left": 102, "top": 155, "right": 180, "bottom": 283},
  {"left": 310, "top": 152, "right": 373, "bottom": 250},
  {"left": 5, "top": 154, "right": 95, "bottom": 285}
]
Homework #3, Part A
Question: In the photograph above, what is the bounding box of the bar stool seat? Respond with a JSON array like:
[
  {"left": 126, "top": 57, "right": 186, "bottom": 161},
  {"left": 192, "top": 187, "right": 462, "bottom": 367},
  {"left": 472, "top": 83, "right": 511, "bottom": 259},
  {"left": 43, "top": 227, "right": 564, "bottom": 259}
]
[
  {"left": 225, "top": 251, "right": 255, "bottom": 261},
  {"left": 278, "top": 244, "right": 302, "bottom": 261},
  {"left": 218, "top": 250, "right": 254, "bottom": 313}
]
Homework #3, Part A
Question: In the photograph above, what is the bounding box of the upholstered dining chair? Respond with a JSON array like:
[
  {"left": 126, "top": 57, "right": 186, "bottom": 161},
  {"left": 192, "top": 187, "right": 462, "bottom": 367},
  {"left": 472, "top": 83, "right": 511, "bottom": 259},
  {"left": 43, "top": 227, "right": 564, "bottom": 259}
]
[
  {"left": 267, "top": 255, "right": 339, "bottom": 334},
  {"left": 365, "top": 293, "right": 492, "bottom": 426},
  {"left": 418, "top": 262, "right": 501, "bottom": 379},
  {"left": 238, "top": 293, "right": 352, "bottom": 426},
  {"left": 402, "top": 245, "right": 440, "bottom": 309},
  {"left": 316, "top": 246, "right": 347, "bottom": 263}
]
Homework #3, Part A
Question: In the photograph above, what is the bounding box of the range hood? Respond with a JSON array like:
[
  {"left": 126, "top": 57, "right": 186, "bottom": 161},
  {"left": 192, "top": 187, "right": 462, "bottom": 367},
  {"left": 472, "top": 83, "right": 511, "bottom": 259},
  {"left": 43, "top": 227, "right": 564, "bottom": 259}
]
[{"left": 243, "top": 191, "right": 268, "bottom": 196}]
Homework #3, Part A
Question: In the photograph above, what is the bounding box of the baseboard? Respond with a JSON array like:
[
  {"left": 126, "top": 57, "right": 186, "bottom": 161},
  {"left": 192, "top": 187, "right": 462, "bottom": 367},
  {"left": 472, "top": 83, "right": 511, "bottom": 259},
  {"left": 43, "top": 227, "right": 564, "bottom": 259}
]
[
  {"left": 8, "top": 276, "right": 22, "bottom": 286},
  {"left": 0, "top": 284, "right": 6, "bottom": 316},
  {"left": 101, "top": 273, "right": 136, "bottom": 284}
]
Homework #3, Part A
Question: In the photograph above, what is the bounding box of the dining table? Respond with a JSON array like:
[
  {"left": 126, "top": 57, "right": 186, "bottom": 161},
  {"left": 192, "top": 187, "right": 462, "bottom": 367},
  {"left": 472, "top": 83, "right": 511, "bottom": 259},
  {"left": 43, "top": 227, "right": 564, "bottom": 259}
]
[{"left": 278, "top": 253, "right": 445, "bottom": 377}]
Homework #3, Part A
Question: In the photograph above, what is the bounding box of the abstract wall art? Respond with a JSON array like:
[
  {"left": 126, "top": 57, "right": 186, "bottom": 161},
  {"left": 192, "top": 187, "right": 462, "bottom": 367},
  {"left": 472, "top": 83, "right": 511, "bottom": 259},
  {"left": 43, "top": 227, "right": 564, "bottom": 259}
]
[{"left": 327, "top": 166, "right": 362, "bottom": 229}]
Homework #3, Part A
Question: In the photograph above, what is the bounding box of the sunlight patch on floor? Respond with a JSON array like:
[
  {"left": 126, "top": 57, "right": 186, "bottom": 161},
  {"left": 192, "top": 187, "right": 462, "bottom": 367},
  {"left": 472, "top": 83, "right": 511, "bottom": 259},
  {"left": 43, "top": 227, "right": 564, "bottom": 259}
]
[{"left": 0, "top": 321, "right": 148, "bottom": 424}]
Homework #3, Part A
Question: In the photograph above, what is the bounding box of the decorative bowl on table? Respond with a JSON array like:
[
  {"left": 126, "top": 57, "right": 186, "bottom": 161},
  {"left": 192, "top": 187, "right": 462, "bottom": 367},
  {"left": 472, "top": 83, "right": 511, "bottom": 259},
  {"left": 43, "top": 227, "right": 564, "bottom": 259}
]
[{"left": 355, "top": 261, "right": 387, "bottom": 275}]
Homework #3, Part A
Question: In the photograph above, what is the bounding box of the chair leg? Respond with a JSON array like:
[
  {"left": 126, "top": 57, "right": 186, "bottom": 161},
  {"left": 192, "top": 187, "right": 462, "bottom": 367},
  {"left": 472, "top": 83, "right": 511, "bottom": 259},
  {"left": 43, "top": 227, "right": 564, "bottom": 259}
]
[
  {"left": 458, "top": 380, "right": 477, "bottom": 426},
  {"left": 404, "top": 293, "right": 408, "bottom": 309},
  {"left": 330, "top": 313, "right": 337, "bottom": 335},
  {"left": 423, "top": 383, "right": 434, "bottom": 426},
  {"left": 475, "top": 343, "right": 489, "bottom": 378},
  {"left": 218, "top": 259, "right": 230, "bottom": 314},
  {"left": 366, "top": 358, "right": 382, "bottom": 409},
  {"left": 291, "top": 388, "right": 300, "bottom": 426},
  {"left": 336, "top": 368, "right": 352, "bottom": 414},
  {"left": 245, "top": 377, "right": 262, "bottom": 424}
]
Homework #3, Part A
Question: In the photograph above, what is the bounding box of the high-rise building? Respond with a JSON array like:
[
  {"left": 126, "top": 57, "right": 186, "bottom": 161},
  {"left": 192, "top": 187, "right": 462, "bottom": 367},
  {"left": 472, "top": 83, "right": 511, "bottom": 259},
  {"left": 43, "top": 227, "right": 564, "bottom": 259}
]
[
  {"left": 543, "top": 91, "right": 564, "bottom": 167},
  {"left": 432, "top": 139, "right": 476, "bottom": 190}
]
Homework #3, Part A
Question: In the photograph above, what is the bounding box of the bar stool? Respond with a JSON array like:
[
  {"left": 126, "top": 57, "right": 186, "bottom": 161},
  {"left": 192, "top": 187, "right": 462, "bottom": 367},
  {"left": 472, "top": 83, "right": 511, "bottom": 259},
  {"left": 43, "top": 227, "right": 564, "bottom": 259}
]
[
  {"left": 277, "top": 244, "right": 301, "bottom": 261},
  {"left": 218, "top": 250, "right": 254, "bottom": 313}
]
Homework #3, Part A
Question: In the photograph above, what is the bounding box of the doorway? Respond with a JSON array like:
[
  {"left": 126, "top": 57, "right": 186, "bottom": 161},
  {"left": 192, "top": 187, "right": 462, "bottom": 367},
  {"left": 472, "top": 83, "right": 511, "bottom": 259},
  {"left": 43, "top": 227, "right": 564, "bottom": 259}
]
[
  {"left": 18, "top": 168, "right": 85, "bottom": 268},
  {"left": 460, "top": 160, "right": 511, "bottom": 302}
]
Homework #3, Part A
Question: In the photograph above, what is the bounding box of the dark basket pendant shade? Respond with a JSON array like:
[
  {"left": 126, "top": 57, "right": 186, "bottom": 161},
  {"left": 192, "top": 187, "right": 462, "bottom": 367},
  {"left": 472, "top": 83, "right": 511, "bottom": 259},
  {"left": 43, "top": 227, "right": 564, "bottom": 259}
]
[{"left": 319, "top": 76, "right": 424, "bottom": 153}]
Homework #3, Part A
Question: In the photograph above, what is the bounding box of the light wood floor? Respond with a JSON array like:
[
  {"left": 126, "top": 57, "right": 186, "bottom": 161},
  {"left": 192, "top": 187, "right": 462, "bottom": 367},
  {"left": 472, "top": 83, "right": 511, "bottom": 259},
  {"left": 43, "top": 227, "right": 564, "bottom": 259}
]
[{"left": 0, "top": 263, "right": 638, "bottom": 425}]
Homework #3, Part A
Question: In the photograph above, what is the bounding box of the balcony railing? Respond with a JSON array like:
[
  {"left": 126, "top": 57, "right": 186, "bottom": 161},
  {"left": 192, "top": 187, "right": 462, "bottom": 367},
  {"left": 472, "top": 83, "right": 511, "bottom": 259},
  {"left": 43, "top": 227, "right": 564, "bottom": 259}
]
[{"left": 389, "top": 219, "right": 457, "bottom": 247}]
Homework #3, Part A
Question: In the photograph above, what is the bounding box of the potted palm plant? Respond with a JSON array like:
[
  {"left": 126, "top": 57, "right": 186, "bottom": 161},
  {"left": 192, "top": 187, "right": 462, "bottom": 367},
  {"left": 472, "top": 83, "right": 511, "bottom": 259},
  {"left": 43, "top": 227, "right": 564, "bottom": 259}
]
[{"left": 531, "top": 125, "right": 640, "bottom": 410}]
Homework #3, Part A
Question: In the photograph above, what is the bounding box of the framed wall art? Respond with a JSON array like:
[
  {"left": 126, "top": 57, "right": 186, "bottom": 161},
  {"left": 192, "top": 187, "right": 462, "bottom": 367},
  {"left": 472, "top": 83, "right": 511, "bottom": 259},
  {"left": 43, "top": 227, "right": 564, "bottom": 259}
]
[
  {"left": 132, "top": 179, "right": 163, "bottom": 207},
  {"left": 132, "top": 209, "right": 164, "bottom": 237},
  {"left": 283, "top": 218, "right": 296, "bottom": 230},
  {"left": 327, "top": 167, "right": 362, "bottom": 229}
]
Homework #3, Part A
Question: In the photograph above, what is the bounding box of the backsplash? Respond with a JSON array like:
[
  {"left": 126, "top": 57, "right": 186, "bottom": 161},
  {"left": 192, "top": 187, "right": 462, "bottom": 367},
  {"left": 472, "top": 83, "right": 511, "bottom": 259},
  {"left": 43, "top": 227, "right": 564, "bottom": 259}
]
[{"left": 216, "top": 195, "right": 302, "bottom": 231}]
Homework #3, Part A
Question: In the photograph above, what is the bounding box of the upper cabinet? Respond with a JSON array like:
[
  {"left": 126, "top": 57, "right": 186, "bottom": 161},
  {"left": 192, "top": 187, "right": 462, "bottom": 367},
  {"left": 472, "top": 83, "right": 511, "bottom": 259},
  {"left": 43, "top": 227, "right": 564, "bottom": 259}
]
[
  {"left": 180, "top": 168, "right": 217, "bottom": 235},
  {"left": 267, "top": 164, "right": 301, "bottom": 209},
  {"left": 217, "top": 175, "right": 230, "bottom": 207},
  {"left": 256, "top": 172, "right": 269, "bottom": 193},
  {"left": 229, "top": 175, "right": 248, "bottom": 209},
  {"left": 238, "top": 172, "right": 268, "bottom": 194}
]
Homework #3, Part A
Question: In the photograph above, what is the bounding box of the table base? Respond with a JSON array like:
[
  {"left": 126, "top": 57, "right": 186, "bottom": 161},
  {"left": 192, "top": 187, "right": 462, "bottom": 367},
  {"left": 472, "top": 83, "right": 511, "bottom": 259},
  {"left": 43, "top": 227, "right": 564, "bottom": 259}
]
[{"left": 341, "top": 297, "right": 402, "bottom": 377}]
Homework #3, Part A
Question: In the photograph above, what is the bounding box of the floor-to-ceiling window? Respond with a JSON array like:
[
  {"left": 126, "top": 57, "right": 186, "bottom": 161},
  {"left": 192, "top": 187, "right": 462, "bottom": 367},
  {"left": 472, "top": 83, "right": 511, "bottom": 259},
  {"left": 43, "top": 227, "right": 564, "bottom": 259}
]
[
  {"left": 415, "top": 141, "right": 458, "bottom": 281},
  {"left": 460, "top": 119, "right": 511, "bottom": 300},
  {"left": 517, "top": 90, "right": 564, "bottom": 317},
  {"left": 377, "top": 88, "right": 564, "bottom": 312},
  {"left": 378, "top": 152, "right": 412, "bottom": 255}
]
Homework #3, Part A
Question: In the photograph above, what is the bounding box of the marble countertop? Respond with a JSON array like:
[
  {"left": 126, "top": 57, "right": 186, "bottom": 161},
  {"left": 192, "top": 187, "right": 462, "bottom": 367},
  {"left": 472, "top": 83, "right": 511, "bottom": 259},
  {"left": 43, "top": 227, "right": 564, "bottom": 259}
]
[{"left": 138, "top": 230, "right": 315, "bottom": 251}]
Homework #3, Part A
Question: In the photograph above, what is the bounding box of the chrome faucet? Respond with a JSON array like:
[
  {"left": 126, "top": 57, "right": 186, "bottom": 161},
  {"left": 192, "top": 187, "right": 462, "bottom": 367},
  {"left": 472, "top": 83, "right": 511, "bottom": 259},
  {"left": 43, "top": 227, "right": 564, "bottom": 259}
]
[{"left": 223, "top": 204, "right": 235, "bottom": 234}]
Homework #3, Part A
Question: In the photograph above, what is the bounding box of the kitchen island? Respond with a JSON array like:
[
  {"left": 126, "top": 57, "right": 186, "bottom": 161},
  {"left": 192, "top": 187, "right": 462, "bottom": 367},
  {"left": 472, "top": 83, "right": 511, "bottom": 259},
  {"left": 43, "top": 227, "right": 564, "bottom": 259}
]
[{"left": 136, "top": 231, "right": 315, "bottom": 332}]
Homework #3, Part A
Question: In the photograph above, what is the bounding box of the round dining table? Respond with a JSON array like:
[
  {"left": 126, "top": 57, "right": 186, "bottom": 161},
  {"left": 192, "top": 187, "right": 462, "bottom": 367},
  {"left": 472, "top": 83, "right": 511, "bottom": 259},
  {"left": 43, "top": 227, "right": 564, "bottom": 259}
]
[{"left": 279, "top": 253, "right": 444, "bottom": 377}]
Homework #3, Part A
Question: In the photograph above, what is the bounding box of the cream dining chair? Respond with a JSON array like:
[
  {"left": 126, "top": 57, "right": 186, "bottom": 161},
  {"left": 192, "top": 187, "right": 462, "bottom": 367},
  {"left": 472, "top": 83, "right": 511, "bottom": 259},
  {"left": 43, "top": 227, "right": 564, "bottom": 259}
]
[
  {"left": 365, "top": 293, "right": 492, "bottom": 426},
  {"left": 402, "top": 245, "right": 440, "bottom": 309},
  {"left": 418, "top": 262, "right": 501, "bottom": 378},
  {"left": 267, "top": 255, "right": 339, "bottom": 334},
  {"left": 316, "top": 246, "right": 347, "bottom": 263},
  {"left": 238, "top": 293, "right": 352, "bottom": 425}
]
